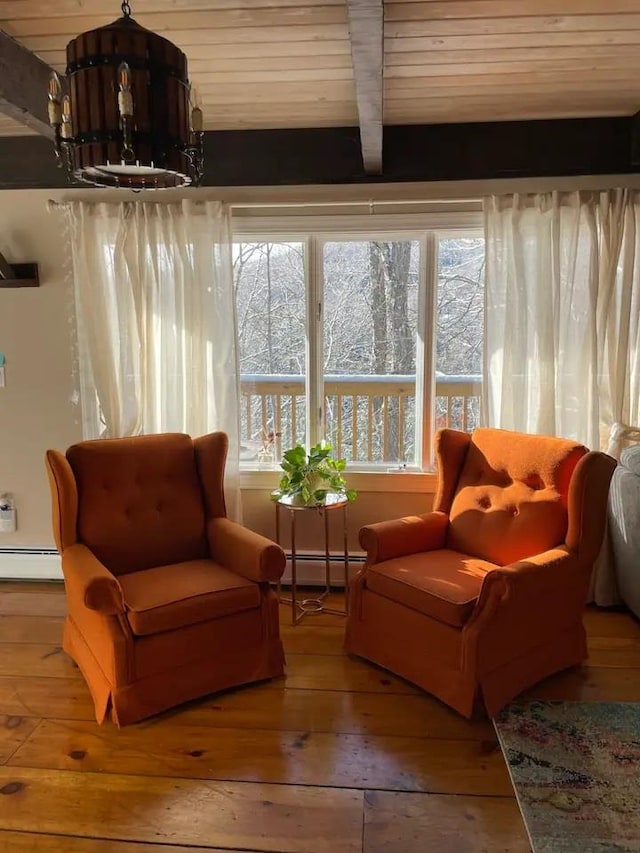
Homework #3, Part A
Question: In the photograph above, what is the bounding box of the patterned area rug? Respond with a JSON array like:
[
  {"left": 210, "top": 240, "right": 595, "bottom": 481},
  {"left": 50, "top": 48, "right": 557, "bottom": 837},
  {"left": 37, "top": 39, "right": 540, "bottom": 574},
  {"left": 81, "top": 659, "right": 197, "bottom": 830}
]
[{"left": 494, "top": 700, "right": 640, "bottom": 853}]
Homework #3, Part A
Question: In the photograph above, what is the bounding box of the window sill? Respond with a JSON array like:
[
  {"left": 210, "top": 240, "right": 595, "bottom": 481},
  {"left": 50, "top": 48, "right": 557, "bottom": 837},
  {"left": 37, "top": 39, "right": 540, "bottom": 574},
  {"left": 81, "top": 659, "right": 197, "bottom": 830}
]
[{"left": 240, "top": 469, "right": 438, "bottom": 494}]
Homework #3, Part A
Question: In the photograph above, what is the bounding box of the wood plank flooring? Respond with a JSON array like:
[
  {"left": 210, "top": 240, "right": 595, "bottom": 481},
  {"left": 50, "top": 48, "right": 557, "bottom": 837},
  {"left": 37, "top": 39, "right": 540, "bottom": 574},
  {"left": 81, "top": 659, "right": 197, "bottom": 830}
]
[{"left": 0, "top": 581, "right": 638, "bottom": 852}]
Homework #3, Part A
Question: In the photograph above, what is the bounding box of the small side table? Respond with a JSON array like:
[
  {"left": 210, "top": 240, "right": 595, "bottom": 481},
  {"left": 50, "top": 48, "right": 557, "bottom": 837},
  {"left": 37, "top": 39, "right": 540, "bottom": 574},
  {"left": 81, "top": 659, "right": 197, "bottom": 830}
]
[{"left": 274, "top": 492, "right": 350, "bottom": 625}]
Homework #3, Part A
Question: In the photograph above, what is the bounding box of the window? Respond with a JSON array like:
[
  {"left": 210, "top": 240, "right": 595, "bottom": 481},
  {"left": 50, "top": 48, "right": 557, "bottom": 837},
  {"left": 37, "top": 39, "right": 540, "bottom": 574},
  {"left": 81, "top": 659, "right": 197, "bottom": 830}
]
[
  {"left": 322, "top": 240, "right": 419, "bottom": 465},
  {"left": 436, "top": 236, "right": 484, "bottom": 434},
  {"left": 234, "top": 221, "right": 484, "bottom": 471},
  {"left": 234, "top": 242, "right": 306, "bottom": 464}
]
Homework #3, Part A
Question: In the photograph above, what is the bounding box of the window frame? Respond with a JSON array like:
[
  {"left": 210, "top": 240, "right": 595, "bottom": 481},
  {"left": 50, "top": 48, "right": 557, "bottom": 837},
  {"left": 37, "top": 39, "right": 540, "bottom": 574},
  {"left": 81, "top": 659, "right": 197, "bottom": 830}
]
[{"left": 232, "top": 210, "right": 483, "bottom": 482}]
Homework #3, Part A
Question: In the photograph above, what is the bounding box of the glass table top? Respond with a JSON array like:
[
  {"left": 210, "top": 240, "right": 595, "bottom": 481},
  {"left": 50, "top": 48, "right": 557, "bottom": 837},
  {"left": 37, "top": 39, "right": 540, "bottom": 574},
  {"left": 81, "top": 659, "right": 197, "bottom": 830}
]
[{"left": 272, "top": 491, "right": 350, "bottom": 511}]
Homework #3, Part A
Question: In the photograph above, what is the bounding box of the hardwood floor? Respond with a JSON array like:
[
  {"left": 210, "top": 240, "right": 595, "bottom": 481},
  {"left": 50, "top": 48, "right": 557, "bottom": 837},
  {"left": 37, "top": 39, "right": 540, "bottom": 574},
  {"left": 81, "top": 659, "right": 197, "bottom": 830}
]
[{"left": 0, "top": 582, "right": 638, "bottom": 853}]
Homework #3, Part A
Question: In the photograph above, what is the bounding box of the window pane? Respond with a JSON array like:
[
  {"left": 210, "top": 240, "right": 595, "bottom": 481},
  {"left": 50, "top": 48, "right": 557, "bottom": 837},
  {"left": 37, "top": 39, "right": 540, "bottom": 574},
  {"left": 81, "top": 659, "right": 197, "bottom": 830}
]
[
  {"left": 436, "top": 236, "right": 484, "bottom": 433},
  {"left": 323, "top": 240, "right": 419, "bottom": 465},
  {"left": 234, "top": 242, "right": 306, "bottom": 464}
]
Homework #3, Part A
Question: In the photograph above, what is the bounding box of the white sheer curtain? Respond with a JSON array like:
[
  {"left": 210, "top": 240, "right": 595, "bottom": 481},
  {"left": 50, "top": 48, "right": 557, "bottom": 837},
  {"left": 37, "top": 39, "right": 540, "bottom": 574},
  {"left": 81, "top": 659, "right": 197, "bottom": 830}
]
[
  {"left": 484, "top": 189, "right": 640, "bottom": 450},
  {"left": 67, "top": 199, "right": 241, "bottom": 519},
  {"left": 483, "top": 189, "right": 640, "bottom": 604}
]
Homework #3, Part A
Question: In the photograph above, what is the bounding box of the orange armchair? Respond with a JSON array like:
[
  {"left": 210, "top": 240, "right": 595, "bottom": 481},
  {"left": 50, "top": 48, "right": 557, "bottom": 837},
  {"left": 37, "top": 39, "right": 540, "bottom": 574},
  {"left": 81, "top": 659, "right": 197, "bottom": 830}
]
[
  {"left": 345, "top": 428, "right": 615, "bottom": 718},
  {"left": 46, "top": 431, "right": 285, "bottom": 726}
]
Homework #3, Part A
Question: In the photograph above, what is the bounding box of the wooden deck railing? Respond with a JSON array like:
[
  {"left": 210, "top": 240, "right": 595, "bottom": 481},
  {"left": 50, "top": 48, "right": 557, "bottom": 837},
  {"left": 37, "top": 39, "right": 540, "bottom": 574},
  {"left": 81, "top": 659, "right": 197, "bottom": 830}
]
[{"left": 240, "top": 373, "right": 482, "bottom": 464}]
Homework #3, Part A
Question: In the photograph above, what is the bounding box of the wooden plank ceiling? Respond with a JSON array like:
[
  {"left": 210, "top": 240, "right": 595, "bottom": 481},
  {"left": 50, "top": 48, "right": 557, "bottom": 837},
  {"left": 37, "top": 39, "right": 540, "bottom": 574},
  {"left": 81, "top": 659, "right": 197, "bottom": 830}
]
[{"left": 0, "top": 0, "right": 639, "bottom": 137}]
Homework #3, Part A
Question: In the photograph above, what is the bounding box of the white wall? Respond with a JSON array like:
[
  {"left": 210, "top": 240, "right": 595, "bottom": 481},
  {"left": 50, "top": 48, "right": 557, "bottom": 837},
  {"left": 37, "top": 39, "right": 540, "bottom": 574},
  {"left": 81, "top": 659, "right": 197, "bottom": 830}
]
[{"left": 0, "top": 189, "right": 82, "bottom": 549}]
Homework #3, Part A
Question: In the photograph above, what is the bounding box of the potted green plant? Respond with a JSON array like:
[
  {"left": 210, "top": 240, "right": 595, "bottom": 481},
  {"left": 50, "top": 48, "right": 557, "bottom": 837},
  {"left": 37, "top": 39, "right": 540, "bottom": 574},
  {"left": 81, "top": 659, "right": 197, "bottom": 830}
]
[{"left": 271, "top": 441, "right": 357, "bottom": 506}]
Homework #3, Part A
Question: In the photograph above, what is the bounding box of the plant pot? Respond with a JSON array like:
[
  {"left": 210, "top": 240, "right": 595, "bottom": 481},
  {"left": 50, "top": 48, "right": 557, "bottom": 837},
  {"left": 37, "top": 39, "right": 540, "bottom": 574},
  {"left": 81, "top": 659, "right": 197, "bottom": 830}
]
[
  {"left": 304, "top": 471, "right": 328, "bottom": 496},
  {"left": 293, "top": 472, "right": 333, "bottom": 505}
]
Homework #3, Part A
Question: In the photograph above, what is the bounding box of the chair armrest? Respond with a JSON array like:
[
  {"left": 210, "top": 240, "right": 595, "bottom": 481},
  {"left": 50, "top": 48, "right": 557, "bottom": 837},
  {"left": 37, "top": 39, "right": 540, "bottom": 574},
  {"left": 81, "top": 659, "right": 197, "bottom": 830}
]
[
  {"left": 359, "top": 511, "right": 449, "bottom": 565},
  {"left": 208, "top": 517, "right": 286, "bottom": 583},
  {"left": 473, "top": 548, "right": 580, "bottom": 614},
  {"left": 463, "top": 547, "right": 584, "bottom": 673},
  {"left": 62, "top": 544, "right": 125, "bottom": 616}
]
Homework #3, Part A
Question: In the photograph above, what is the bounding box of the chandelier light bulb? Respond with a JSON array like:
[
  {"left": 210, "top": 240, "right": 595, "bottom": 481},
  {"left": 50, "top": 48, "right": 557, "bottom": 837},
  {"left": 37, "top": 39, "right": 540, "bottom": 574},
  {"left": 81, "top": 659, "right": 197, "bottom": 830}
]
[
  {"left": 48, "top": 72, "right": 62, "bottom": 102},
  {"left": 118, "top": 61, "right": 131, "bottom": 92},
  {"left": 117, "top": 62, "right": 134, "bottom": 117},
  {"left": 47, "top": 72, "right": 62, "bottom": 127},
  {"left": 191, "top": 106, "right": 203, "bottom": 133},
  {"left": 61, "top": 95, "right": 72, "bottom": 139}
]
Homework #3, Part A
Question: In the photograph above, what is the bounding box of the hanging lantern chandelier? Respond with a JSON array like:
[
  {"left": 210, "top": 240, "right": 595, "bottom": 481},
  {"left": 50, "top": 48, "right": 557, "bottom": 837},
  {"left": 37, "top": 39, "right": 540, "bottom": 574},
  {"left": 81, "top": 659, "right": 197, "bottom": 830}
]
[{"left": 47, "top": 1, "right": 204, "bottom": 189}]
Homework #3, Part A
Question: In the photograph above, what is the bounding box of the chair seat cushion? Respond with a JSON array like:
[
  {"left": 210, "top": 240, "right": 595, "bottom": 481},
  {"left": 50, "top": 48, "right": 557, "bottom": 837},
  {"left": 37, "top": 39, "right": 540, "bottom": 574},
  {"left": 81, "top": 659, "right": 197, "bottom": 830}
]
[
  {"left": 120, "top": 559, "right": 261, "bottom": 637},
  {"left": 365, "top": 549, "right": 498, "bottom": 628}
]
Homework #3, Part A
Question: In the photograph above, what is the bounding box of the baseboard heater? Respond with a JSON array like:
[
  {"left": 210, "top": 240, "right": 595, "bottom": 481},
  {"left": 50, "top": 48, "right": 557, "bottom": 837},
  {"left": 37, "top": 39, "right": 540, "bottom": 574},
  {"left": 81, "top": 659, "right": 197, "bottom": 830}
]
[
  {"left": 0, "top": 547, "right": 62, "bottom": 580},
  {"left": 0, "top": 547, "right": 365, "bottom": 585},
  {"left": 280, "top": 551, "right": 365, "bottom": 587}
]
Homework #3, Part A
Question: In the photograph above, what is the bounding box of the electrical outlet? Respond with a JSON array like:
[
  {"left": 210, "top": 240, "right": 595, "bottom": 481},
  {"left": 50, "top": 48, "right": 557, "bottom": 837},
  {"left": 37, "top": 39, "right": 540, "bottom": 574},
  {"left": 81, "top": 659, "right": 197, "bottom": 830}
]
[{"left": 0, "top": 493, "right": 16, "bottom": 533}]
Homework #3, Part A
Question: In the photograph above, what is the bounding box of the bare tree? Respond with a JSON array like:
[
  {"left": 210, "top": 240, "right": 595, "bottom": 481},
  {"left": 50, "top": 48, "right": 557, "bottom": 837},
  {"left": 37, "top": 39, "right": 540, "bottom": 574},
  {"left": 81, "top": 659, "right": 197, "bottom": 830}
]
[{"left": 369, "top": 243, "right": 389, "bottom": 374}]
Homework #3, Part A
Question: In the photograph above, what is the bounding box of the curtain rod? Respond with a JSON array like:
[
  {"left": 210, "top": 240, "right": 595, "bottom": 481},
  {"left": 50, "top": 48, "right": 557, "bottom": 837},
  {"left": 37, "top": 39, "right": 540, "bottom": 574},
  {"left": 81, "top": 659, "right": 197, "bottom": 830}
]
[
  {"left": 230, "top": 198, "right": 481, "bottom": 208},
  {"left": 47, "top": 197, "right": 481, "bottom": 211}
]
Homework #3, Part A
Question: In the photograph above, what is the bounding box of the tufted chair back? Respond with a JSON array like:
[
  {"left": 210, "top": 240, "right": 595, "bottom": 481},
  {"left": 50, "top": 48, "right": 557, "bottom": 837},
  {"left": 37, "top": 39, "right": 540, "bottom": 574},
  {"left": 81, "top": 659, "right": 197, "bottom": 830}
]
[
  {"left": 436, "top": 428, "right": 587, "bottom": 566},
  {"left": 65, "top": 433, "right": 209, "bottom": 575}
]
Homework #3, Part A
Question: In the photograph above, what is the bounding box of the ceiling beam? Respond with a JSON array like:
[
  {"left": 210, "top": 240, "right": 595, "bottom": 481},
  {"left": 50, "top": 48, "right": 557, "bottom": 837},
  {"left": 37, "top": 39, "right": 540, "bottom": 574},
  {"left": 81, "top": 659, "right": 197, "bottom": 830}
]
[
  {"left": 631, "top": 110, "right": 640, "bottom": 168},
  {"left": 346, "top": 0, "right": 383, "bottom": 175},
  {"left": 0, "top": 29, "right": 55, "bottom": 139}
]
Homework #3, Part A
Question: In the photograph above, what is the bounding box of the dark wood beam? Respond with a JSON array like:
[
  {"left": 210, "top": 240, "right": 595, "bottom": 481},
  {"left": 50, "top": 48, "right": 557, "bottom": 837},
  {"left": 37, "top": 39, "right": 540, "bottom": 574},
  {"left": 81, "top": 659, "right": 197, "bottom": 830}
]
[
  {"left": 631, "top": 110, "right": 640, "bottom": 168},
  {"left": 0, "top": 30, "right": 55, "bottom": 139},
  {"left": 346, "top": 0, "right": 383, "bottom": 175},
  {"left": 0, "top": 117, "right": 636, "bottom": 190},
  {"left": 206, "top": 117, "right": 635, "bottom": 185}
]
